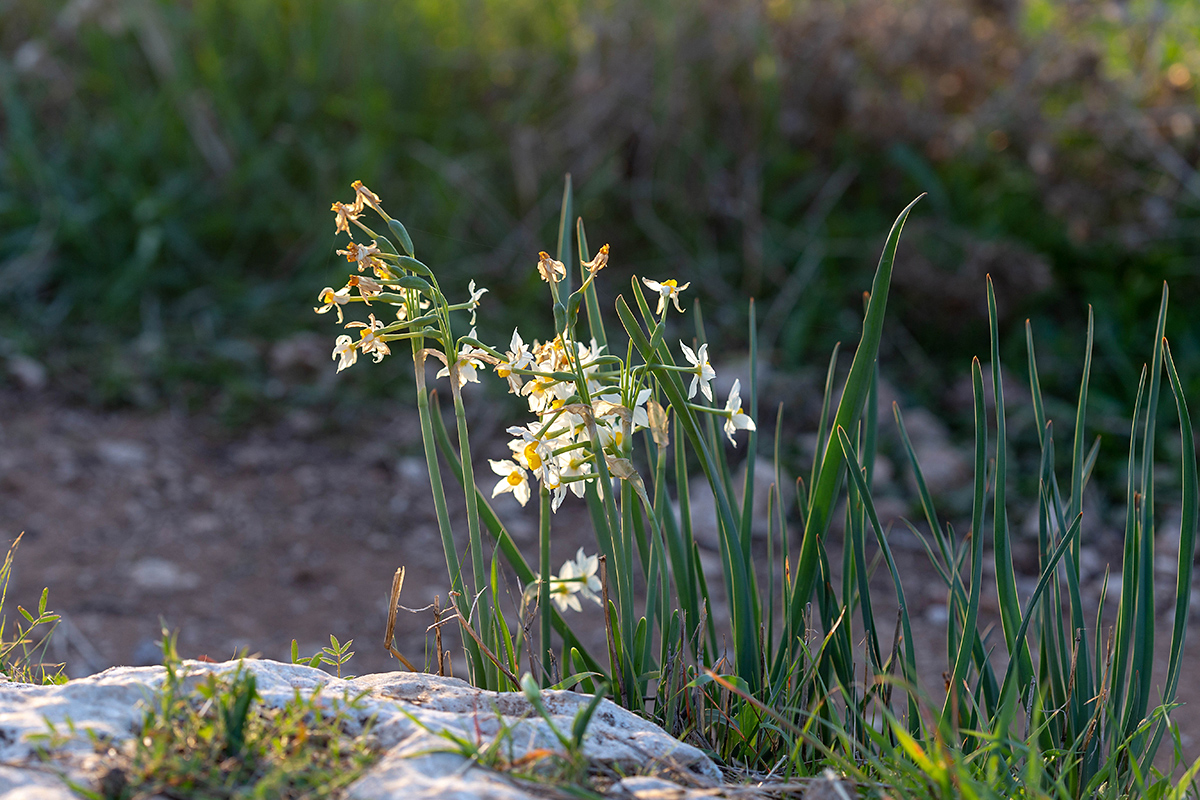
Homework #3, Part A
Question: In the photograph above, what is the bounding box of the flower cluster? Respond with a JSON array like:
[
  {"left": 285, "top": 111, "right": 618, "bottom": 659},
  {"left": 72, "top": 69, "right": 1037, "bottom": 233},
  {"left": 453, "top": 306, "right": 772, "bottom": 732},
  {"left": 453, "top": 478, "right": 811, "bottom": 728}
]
[
  {"left": 488, "top": 329, "right": 627, "bottom": 512},
  {"left": 316, "top": 181, "right": 757, "bottom": 619}
]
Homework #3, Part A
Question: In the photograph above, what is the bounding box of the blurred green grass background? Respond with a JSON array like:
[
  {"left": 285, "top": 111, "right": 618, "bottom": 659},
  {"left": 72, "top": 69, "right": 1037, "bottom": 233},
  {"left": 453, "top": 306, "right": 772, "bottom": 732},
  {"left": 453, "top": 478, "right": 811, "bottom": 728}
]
[{"left": 2, "top": 0, "right": 1199, "bottom": 426}]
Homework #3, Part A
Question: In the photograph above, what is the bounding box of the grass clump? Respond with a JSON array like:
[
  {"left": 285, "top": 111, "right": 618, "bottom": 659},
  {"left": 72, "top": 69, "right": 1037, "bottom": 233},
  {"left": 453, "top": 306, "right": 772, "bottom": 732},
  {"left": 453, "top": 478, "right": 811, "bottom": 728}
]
[
  {"left": 0, "top": 533, "right": 63, "bottom": 685},
  {"left": 88, "top": 633, "right": 381, "bottom": 800}
]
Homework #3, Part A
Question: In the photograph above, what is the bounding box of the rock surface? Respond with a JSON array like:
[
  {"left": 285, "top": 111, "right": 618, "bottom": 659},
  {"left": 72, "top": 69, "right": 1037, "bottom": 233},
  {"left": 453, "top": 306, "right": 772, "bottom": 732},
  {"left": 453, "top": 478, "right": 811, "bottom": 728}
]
[{"left": 0, "top": 660, "right": 723, "bottom": 799}]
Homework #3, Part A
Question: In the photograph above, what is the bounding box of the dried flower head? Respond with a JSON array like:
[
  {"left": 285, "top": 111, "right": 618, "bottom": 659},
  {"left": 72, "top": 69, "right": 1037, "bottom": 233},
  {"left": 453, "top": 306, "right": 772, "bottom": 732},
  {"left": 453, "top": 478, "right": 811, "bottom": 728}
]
[{"left": 537, "top": 251, "right": 566, "bottom": 284}]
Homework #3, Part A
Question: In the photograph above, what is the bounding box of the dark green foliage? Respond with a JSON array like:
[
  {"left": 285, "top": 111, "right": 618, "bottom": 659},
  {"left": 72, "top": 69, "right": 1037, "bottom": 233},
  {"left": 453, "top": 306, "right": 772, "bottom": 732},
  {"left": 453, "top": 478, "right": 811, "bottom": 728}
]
[{"left": 3, "top": 0, "right": 1200, "bottom": 419}]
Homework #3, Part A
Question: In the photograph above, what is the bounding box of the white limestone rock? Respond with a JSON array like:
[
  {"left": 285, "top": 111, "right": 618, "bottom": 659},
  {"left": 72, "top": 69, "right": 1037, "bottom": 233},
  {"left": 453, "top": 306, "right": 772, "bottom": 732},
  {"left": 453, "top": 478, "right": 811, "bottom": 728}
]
[{"left": 0, "top": 659, "right": 721, "bottom": 798}]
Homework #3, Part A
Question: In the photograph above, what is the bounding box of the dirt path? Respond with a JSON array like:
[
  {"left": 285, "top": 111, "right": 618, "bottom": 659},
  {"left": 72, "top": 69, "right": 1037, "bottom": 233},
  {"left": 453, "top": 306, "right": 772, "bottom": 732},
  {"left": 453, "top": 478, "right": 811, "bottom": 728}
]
[{"left": 0, "top": 385, "right": 1195, "bottom": 768}]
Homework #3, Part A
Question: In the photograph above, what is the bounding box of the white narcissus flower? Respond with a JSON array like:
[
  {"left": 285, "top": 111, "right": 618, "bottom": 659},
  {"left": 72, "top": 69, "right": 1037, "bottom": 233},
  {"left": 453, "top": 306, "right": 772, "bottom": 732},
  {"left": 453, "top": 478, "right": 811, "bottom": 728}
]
[
  {"left": 679, "top": 341, "right": 716, "bottom": 401},
  {"left": 506, "top": 424, "right": 553, "bottom": 474},
  {"left": 565, "top": 548, "right": 602, "bottom": 599},
  {"left": 495, "top": 328, "right": 533, "bottom": 394},
  {"left": 641, "top": 277, "right": 690, "bottom": 315},
  {"left": 315, "top": 286, "right": 351, "bottom": 323},
  {"left": 345, "top": 313, "right": 391, "bottom": 363},
  {"left": 332, "top": 335, "right": 358, "bottom": 372},
  {"left": 554, "top": 451, "right": 594, "bottom": 500},
  {"left": 436, "top": 330, "right": 488, "bottom": 388},
  {"left": 548, "top": 548, "right": 603, "bottom": 612},
  {"left": 489, "top": 459, "right": 531, "bottom": 506},
  {"left": 723, "top": 378, "right": 756, "bottom": 445},
  {"left": 466, "top": 280, "right": 488, "bottom": 325}
]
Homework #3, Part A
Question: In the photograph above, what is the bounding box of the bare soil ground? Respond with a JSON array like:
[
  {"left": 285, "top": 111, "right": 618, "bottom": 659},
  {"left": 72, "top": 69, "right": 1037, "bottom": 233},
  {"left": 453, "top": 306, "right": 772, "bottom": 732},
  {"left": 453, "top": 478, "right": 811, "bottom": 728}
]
[{"left": 0, "top": 384, "right": 1196, "bottom": 765}]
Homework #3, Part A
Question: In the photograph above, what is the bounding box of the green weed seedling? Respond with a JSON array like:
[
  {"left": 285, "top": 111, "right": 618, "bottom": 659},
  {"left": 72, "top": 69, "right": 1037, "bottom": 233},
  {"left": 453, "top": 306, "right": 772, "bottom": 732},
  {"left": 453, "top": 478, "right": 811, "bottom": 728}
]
[
  {"left": 291, "top": 634, "right": 355, "bottom": 679},
  {"left": 68, "top": 630, "right": 384, "bottom": 800}
]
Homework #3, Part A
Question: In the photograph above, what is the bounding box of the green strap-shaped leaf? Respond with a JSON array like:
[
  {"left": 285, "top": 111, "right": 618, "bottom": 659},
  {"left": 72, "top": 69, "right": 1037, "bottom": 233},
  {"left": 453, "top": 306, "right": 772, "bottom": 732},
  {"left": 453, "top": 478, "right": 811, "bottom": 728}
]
[
  {"left": 940, "top": 357, "right": 987, "bottom": 731},
  {"left": 1142, "top": 337, "right": 1197, "bottom": 768},
  {"left": 781, "top": 194, "right": 923, "bottom": 672},
  {"left": 987, "top": 276, "right": 1035, "bottom": 694},
  {"left": 556, "top": 174, "right": 573, "bottom": 296}
]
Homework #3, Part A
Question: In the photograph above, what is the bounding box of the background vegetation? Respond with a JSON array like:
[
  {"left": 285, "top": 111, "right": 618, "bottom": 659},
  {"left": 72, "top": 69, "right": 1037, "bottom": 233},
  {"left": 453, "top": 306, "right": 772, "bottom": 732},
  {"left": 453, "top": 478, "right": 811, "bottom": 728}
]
[{"left": 2, "top": 0, "right": 1200, "bottom": 425}]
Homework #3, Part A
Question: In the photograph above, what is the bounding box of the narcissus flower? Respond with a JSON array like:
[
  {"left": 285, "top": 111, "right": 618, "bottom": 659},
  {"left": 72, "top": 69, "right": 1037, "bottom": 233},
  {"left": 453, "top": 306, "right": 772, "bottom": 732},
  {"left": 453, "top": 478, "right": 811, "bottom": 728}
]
[
  {"left": 679, "top": 341, "right": 716, "bottom": 401},
  {"left": 345, "top": 274, "right": 383, "bottom": 302},
  {"left": 351, "top": 180, "right": 382, "bottom": 210},
  {"left": 489, "top": 459, "right": 531, "bottom": 507},
  {"left": 582, "top": 244, "right": 610, "bottom": 276},
  {"left": 332, "top": 335, "right": 358, "bottom": 372},
  {"left": 436, "top": 331, "right": 488, "bottom": 388},
  {"left": 641, "top": 278, "right": 690, "bottom": 314},
  {"left": 548, "top": 548, "right": 603, "bottom": 612},
  {"left": 331, "top": 201, "right": 362, "bottom": 235},
  {"left": 466, "top": 279, "right": 488, "bottom": 325},
  {"left": 722, "top": 378, "right": 756, "bottom": 445},
  {"left": 537, "top": 251, "right": 566, "bottom": 284},
  {"left": 337, "top": 240, "right": 386, "bottom": 275},
  {"left": 345, "top": 313, "right": 391, "bottom": 363},
  {"left": 495, "top": 329, "right": 533, "bottom": 394},
  {"left": 315, "top": 286, "right": 352, "bottom": 323}
]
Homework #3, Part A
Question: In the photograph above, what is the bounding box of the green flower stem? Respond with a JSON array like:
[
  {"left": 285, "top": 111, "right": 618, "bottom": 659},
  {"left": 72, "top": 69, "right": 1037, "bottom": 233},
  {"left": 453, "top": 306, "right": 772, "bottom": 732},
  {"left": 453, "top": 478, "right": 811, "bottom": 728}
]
[
  {"left": 448, "top": 370, "right": 495, "bottom": 689},
  {"left": 426, "top": 400, "right": 603, "bottom": 675},
  {"left": 550, "top": 441, "right": 591, "bottom": 458},
  {"left": 539, "top": 486, "right": 553, "bottom": 687},
  {"left": 411, "top": 340, "right": 485, "bottom": 682},
  {"left": 559, "top": 316, "right": 635, "bottom": 702},
  {"left": 379, "top": 329, "right": 440, "bottom": 343},
  {"left": 682, "top": 402, "right": 722, "bottom": 414},
  {"left": 381, "top": 313, "right": 441, "bottom": 330}
]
